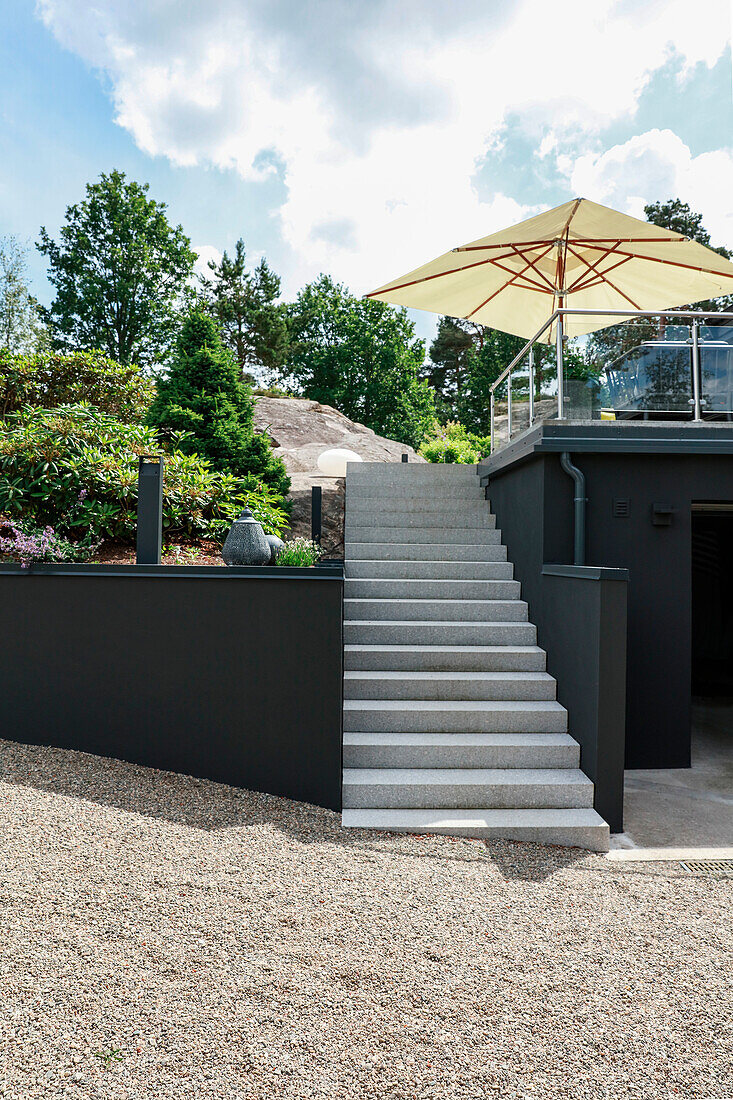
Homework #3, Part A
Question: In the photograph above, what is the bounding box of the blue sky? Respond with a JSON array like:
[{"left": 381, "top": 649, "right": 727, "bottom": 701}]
[{"left": 1, "top": 0, "right": 731, "bottom": 343}]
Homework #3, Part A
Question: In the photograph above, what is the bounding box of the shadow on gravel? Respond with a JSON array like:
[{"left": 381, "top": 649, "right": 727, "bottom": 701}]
[{"left": 0, "top": 739, "right": 596, "bottom": 878}]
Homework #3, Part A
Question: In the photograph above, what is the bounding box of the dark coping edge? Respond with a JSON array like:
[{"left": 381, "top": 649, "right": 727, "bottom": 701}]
[
  {"left": 0, "top": 562, "right": 344, "bottom": 580},
  {"left": 542, "top": 563, "right": 629, "bottom": 581}
]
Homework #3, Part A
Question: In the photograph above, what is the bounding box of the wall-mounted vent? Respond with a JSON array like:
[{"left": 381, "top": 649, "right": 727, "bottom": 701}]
[{"left": 613, "top": 498, "right": 630, "bottom": 518}]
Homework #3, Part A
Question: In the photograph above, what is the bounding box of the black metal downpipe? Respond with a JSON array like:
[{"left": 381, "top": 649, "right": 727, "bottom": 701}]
[{"left": 560, "top": 452, "right": 586, "bottom": 566}]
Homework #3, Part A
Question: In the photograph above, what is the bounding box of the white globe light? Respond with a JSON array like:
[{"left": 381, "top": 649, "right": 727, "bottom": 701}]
[{"left": 317, "top": 448, "right": 363, "bottom": 477}]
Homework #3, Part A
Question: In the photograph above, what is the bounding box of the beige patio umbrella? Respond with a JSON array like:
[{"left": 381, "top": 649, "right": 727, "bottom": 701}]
[{"left": 366, "top": 198, "right": 733, "bottom": 342}]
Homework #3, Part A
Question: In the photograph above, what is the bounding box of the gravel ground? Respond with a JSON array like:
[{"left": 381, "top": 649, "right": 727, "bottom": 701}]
[{"left": 0, "top": 740, "right": 731, "bottom": 1100}]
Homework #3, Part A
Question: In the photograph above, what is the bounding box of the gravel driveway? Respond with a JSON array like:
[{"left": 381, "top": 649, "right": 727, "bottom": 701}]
[{"left": 0, "top": 739, "right": 731, "bottom": 1099}]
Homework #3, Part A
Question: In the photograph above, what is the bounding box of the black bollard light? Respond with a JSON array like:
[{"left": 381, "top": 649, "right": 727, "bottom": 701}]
[
  {"left": 401, "top": 453, "right": 408, "bottom": 462},
  {"left": 136, "top": 456, "right": 164, "bottom": 565},
  {"left": 311, "top": 484, "right": 322, "bottom": 545}
]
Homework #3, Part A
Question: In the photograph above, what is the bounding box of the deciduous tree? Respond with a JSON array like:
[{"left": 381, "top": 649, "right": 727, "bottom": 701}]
[{"left": 38, "top": 170, "right": 196, "bottom": 366}]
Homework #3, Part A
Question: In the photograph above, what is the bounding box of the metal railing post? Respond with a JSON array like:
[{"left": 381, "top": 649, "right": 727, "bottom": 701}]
[
  {"left": 507, "top": 373, "right": 513, "bottom": 438},
  {"left": 556, "top": 313, "right": 565, "bottom": 419},
  {"left": 691, "top": 320, "right": 702, "bottom": 421},
  {"left": 528, "top": 348, "right": 535, "bottom": 424},
  {"left": 490, "top": 392, "right": 495, "bottom": 454}
]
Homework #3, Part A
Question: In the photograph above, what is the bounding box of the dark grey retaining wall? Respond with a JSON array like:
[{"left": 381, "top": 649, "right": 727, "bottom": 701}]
[
  {"left": 540, "top": 565, "right": 628, "bottom": 832},
  {"left": 0, "top": 563, "right": 344, "bottom": 811}
]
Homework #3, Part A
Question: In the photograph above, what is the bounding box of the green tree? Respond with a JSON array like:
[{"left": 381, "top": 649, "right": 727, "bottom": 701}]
[
  {"left": 146, "top": 310, "right": 290, "bottom": 499},
  {"left": 37, "top": 170, "right": 196, "bottom": 366},
  {"left": 0, "top": 235, "right": 48, "bottom": 353},
  {"left": 283, "top": 275, "right": 436, "bottom": 448},
  {"left": 200, "top": 239, "right": 288, "bottom": 382}
]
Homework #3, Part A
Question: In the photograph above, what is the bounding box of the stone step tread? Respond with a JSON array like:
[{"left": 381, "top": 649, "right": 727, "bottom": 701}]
[
  {"left": 345, "top": 564, "right": 515, "bottom": 579},
  {"left": 343, "top": 732, "right": 576, "bottom": 747},
  {"left": 340, "top": 808, "right": 610, "bottom": 851},
  {"left": 342, "top": 767, "right": 591, "bottom": 786},
  {"left": 344, "top": 644, "right": 545, "bottom": 657},
  {"left": 347, "top": 545, "right": 508, "bottom": 560},
  {"left": 345, "top": 598, "right": 526, "bottom": 608},
  {"left": 344, "top": 671, "right": 554, "bottom": 683},
  {"left": 343, "top": 699, "right": 566, "bottom": 713}
]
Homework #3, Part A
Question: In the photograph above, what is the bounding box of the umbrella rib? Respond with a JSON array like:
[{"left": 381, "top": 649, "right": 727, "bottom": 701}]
[
  {"left": 565, "top": 254, "right": 632, "bottom": 294},
  {"left": 465, "top": 242, "right": 556, "bottom": 319},
  {"left": 571, "top": 242, "right": 733, "bottom": 280},
  {"left": 564, "top": 243, "right": 644, "bottom": 308},
  {"left": 563, "top": 245, "right": 628, "bottom": 294},
  {"left": 456, "top": 235, "right": 686, "bottom": 251},
  {"left": 508, "top": 245, "right": 557, "bottom": 291},
  {"left": 365, "top": 244, "right": 554, "bottom": 297}
]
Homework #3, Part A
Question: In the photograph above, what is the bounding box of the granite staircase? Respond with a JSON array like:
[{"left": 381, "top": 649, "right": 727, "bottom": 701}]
[{"left": 341, "top": 461, "right": 609, "bottom": 851}]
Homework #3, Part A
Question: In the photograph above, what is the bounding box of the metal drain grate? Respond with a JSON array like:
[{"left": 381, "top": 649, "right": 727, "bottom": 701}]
[{"left": 680, "top": 859, "right": 733, "bottom": 874}]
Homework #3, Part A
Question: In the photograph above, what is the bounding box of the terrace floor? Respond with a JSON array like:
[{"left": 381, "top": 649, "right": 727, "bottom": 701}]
[{"left": 0, "top": 737, "right": 731, "bottom": 1098}]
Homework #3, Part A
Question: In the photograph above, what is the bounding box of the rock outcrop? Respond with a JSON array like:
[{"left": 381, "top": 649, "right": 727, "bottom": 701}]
[{"left": 253, "top": 396, "right": 425, "bottom": 557}]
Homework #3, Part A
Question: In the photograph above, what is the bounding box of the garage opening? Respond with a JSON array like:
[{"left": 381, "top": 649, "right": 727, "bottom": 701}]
[{"left": 691, "top": 506, "right": 733, "bottom": 789}]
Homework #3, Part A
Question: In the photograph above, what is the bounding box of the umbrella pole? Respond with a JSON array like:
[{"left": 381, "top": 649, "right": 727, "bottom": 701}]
[{"left": 556, "top": 308, "right": 565, "bottom": 419}]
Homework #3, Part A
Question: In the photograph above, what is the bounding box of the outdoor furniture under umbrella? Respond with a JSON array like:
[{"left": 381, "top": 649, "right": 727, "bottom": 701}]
[{"left": 366, "top": 197, "right": 733, "bottom": 343}]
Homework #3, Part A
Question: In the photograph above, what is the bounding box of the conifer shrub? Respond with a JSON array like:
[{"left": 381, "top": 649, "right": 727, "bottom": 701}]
[{"left": 146, "top": 311, "right": 290, "bottom": 500}]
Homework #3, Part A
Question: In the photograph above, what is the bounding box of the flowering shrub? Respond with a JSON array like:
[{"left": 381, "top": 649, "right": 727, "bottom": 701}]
[
  {"left": 0, "top": 349, "right": 154, "bottom": 422},
  {"left": 0, "top": 515, "right": 100, "bottom": 566},
  {"left": 0, "top": 404, "right": 288, "bottom": 544},
  {"left": 275, "top": 537, "right": 323, "bottom": 567}
]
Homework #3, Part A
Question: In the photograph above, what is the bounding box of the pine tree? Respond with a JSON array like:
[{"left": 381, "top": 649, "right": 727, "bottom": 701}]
[{"left": 147, "top": 310, "right": 290, "bottom": 499}]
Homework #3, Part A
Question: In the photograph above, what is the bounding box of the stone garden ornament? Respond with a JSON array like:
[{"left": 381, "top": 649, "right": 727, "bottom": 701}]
[{"left": 222, "top": 508, "right": 272, "bottom": 566}]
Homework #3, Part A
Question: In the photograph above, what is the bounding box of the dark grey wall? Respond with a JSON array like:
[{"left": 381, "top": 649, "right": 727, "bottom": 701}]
[
  {"left": 540, "top": 566, "right": 628, "bottom": 831},
  {"left": 486, "top": 447, "right": 733, "bottom": 770},
  {"left": 0, "top": 564, "right": 344, "bottom": 810}
]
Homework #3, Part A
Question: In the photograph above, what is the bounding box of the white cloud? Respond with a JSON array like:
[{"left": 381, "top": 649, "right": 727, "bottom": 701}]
[
  {"left": 36, "top": 0, "right": 732, "bottom": 292},
  {"left": 193, "top": 244, "right": 223, "bottom": 281},
  {"left": 569, "top": 129, "right": 733, "bottom": 246}
]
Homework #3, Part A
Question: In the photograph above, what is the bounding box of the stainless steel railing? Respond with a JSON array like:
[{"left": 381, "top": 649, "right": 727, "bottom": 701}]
[{"left": 489, "top": 308, "right": 733, "bottom": 454}]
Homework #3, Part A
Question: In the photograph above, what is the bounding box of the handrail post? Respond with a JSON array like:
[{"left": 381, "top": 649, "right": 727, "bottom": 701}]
[
  {"left": 490, "top": 391, "right": 495, "bottom": 454},
  {"left": 507, "top": 372, "right": 513, "bottom": 438},
  {"left": 556, "top": 312, "right": 565, "bottom": 419},
  {"left": 691, "top": 319, "right": 702, "bottom": 421},
  {"left": 528, "top": 348, "right": 535, "bottom": 424}
]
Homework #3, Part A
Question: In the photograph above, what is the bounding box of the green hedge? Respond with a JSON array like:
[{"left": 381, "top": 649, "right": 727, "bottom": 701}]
[
  {"left": 0, "top": 404, "right": 287, "bottom": 543},
  {"left": 0, "top": 349, "right": 155, "bottom": 422}
]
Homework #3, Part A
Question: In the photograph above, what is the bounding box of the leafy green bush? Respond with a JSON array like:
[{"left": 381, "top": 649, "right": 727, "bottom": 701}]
[
  {"left": 0, "top": 349, "right": 154, "bottom": 421},
  {"left": 419, "top": 421, "right": 491, "bottom": 464},
  {"left": 0, "top": 404, "right": 287, "bottom": 543},
  {"left": 147, "top": 310, "right": 290, "bottom": 499},
  {"left": 275, "top": 537, "right": 323, "bottom": 567}
]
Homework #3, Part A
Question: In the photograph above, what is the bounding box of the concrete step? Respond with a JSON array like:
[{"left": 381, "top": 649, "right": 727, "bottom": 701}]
[
  {"left": 344, "top": 644, "right": 546, "bottom": 672},
  {"left": 347, "top": 499, "right": 492, "bottom": 517},
  {"left": 346, "top": 511, "right": 495, "bottom": 531},
  {"left": 347, "top": 463, "right": 478, "bottom": 481},
  {"left": 343, "top": 699, "right": 567, "bottom": 733},
  {"left": 345, "top": 560, "right": 514, "bottom": 580},
  {"left": 341, "top": 767, "right": 593, "bottom": 809},
  {"left": 345, "top": 525, "right": 502, "bottom": 545},
  {"left": 345, "top": 579, "right": 521, "bottom": 599},
  {"left": 340, "top": 808, "right": 610, "bottom": 851},
  {"left": 348, "top": 484, "right": 485, "bottom": 501},
  {"left": 343, "top": 670, "right": 556, "bottom": 701},
  {"left": 344, "top": 598, "right": 528, "bottom": 623},
  {"left": 346, "top": 543, "right": 507, "bottom": 561},
  {"left": 343, "top": 732, "right": 579, "bottom": 769},
  {"left": 344, "top": 620, "right": 536, "bottom": 646}
]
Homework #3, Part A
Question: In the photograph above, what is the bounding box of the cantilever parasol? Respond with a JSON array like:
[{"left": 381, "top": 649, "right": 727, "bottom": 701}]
[{"left": 367, "top": 198, "right": 733, "bottom": 342}]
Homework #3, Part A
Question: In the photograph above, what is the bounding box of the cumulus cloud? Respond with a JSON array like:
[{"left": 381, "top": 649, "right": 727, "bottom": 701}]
[
  {"left": 36, "top": 0, "right": 732, "bottom": 291},
  {"left": 569, "top": 130, "right": 733, "bottom": 246}
]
